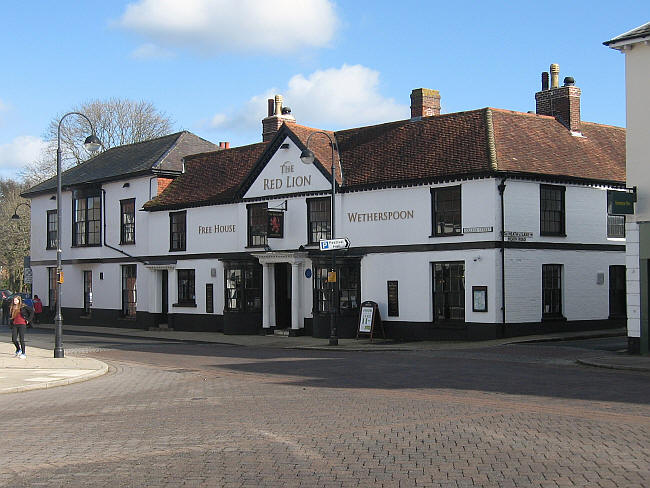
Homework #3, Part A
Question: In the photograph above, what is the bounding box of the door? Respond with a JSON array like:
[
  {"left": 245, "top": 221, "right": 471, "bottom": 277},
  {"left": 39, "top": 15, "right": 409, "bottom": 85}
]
[
  {"left": 161, "top": 270, "right": 168, "bottom": 323},
  {"left": 83, "top": 271, "right": 92, "bottom": 315},
  {"left": 608, "top": 265, "right": 626, "bottom": 318},
  {"left": 274, "top": 263, "right": 291, "bottom": 328}
]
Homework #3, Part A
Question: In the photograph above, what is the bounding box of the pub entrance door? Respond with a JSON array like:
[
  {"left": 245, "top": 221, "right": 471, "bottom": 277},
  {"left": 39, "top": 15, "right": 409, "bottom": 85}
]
[{"left": 274, "top": 263, "right": 291, "bottom": 329}]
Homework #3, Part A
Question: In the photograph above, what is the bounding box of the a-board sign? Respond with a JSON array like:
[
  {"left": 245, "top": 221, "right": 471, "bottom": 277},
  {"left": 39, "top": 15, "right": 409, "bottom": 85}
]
[{"left": 356, "top": 300, "right": 386, "bottom": 341}]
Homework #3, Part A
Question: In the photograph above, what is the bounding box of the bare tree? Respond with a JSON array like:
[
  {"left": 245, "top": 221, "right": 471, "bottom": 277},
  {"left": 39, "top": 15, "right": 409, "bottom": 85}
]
[
  {"left": 0, "top": 178, "right": 30, "bottom": 292},
  {"left": 21, "top": 98, "right": 175, "bottom": 185}
]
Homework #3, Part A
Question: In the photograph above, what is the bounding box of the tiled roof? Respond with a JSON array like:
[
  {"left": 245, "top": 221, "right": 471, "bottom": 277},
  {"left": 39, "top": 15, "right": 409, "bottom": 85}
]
[
  {"left": 23, "top": 131, "right": 217, "bottom": 196},
  {"left": 144, "top": 109, "right": 625, "bottom": 211},
  {"left": 604, "top": 22, "right": 650, "bottom": 46},
  {"left": 144, "top": 142, "right": 267, "bottom": 210}
]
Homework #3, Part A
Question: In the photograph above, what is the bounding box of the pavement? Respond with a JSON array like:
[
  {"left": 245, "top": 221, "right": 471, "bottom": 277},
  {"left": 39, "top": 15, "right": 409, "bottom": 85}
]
[{"left": 1, "top": 323, "right": 647, "bottom": 395}]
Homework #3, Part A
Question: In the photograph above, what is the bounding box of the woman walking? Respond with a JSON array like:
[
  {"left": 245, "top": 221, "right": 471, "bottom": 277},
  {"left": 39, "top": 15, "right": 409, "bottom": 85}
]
[{"left": 10, "top": 296, "right": 33, "bottom": 359}]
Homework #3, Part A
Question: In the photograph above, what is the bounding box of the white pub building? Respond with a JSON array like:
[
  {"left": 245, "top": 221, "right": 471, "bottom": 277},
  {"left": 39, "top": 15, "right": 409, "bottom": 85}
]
[{"left": 25, "top": 66, "right": 628, "bottom": 341}]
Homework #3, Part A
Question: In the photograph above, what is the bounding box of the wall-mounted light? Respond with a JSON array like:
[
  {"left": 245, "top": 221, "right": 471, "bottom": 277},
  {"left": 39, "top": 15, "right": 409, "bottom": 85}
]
[{"left": 122, "top": 182, "right": 130, "bottom": 188}]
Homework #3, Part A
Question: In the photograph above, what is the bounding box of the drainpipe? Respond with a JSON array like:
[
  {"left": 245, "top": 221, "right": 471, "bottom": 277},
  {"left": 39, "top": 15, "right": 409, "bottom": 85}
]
[{"left": 497, "top": 178, "right": 507, "bottom": 330}]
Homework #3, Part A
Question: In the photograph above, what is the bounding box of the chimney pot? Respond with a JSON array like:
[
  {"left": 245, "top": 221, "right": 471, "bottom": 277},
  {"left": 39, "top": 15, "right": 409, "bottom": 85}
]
[
  {"left": 563, "top": 76, "right": 575, "bottom": 86},
  {"left": 224, "top": 142, "right": 230, "bottom": 149},
  {"left": 550, "top": 63, "right": 560, "bottom": 89},
  {"left": 541, "top": 72, "right": 549, "bottom": 91},
  {"left": 267, "top": 99, "right": 274, "bottom": 117},
  {"left": 274, "top": 94, "right": 283, "bottom": 116}
]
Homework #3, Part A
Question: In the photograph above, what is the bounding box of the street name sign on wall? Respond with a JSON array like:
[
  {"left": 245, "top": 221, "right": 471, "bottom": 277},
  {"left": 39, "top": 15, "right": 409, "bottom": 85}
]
[
  {"left": 504, "top": 231, "right": 533, "bottom": 242},
  {"left": 319, "top": 238, "right": 350, "bottom": 251}
]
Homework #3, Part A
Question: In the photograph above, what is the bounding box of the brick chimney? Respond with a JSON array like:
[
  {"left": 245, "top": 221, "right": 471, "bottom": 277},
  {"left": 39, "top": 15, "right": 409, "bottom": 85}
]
[
  {"left": 262, "top": 94, "right": 296, "bottom": 142},
  {"left": 535, "top": 64, "right": 581, "bottom": 133},
  {"left": 410, "top": 88, "right": 441, "bottom": 118}
]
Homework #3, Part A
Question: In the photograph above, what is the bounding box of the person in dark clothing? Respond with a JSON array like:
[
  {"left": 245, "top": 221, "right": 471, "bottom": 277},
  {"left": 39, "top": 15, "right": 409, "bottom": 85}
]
[
  {"left": 10, "top": 296, "right": 33, "bottom": 359},
  {"left": 1, "top": 298, "right": 10, "bottom": 326}
]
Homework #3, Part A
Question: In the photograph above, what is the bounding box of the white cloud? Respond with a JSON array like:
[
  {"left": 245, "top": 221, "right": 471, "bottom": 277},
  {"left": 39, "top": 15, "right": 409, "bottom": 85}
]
[
  {"left": 207, "top": 64, "right": 408, "bottom": 134},
  {"left": 118, "top": 0, "right": 339, "bottom": 55},
  {"left": 0, "top": 135, "right": 47, "bottom": 177},
  {"left": 130, "top": 43, "right": 175, "bottom": 59}
]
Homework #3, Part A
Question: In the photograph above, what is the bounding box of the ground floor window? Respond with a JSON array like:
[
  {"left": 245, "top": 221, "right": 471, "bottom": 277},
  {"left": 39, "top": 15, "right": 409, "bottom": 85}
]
[
  {"left": 542, "top": 264, "right": 563, "bottom": 319},
  {"left": 609, "top": 265, "right": 626, "bottom": 318},
  {"left": 48, "top": 267, "right": 57, "bottom": 310},
  {"left": 433, "top": 262, "right": 465, "bottom": 321},
  {"left": 121, "top": 265, "right": 137, "bottom": 318},
  {"left": 224, "top": 261, "right": 262, "bottom": 312},
  {"left": 177, "top": 269, "right": 196, "bottom": 306},
  {"left": 206, "top": 283, "right": 214, "bottom": 314},
  {"left": 313, "top": 259, "right": 361, "bottom": 314}
]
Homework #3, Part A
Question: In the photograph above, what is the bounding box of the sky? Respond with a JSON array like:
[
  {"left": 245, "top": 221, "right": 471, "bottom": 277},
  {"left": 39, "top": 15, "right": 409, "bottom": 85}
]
[{"left": 1, "top": 0, "right": 648, "bottom": 179}]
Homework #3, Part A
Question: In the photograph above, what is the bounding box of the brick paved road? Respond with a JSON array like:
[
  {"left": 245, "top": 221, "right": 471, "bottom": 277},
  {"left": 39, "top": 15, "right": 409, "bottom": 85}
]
[{"left": 0, "top": 339, "right": 648, "bottom": 487}]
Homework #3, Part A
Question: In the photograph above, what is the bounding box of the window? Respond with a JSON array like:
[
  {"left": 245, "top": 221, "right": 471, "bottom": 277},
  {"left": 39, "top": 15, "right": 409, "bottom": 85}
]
[
  {"left": 542, "top": 264, "right": 563, "bottom": 319},
  {"left": 540, "top": 185, "right": 565, "bottom": 236},
  {"left": 177, "top": 269, "right": 195, "bottom": 305},
  {"left": 433, "top": 262, "right": 465, "bottom": 321},
  {"left": 73, "top": 195, "right": 101, "bottom": 246},
  {"left": 313, "top": 260, "right": 360, "bottom": 314},
  {"left": 48, "top": 267, "right": 57, "bottom": 309},
  {"left": 307, "top": 197, "right": 331, "bottom": 244},
  {"left": 431, "top": 186, "right": 461, "bottom": 236},
  {"left": 609, "top": 265, "right": 626, "bottom": 318},
  {"left": 607, "top": 191, "right": 625, "bottom": 238},
  {"left": 46, "top": 210, "right": 57, "bottom": 250},
  {"left": 224, "top": 262, "right": 262, "bottom": 311},
  {"left": 169, "top": 211, "right": 186, "bottom": 251},
  {"left": 121, "top": 265, "right": 137, "bottom": 318},
  {"left": 247, "top": 203, "right": 267, "bottom": 247},
  {"left": 206, "top": 283, "right": 214, "bottom": 314},
  {"left": 120, "top": 199, "right": 135, "bottom": 244}
]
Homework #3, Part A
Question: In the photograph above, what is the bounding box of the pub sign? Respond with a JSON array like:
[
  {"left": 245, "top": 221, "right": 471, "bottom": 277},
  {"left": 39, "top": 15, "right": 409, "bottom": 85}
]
[
  {"left": 267, "top": 210, "right": 284, "bottom": 238},
  {"left": 608, "top": 190, "right": 636, "bottom": 215}
]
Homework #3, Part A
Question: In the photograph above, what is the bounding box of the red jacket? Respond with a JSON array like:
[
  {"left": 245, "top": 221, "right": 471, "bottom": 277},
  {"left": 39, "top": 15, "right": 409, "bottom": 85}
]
[{"left": 33, "top": 298, "right": 43, "bottom": 314}]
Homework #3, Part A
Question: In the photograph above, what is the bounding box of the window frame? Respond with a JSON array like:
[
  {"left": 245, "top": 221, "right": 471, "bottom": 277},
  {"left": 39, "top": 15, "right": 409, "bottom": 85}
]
[
  {"left": 312, "top": 259, "right": 361, "bottom": 315},
  {"left": 176, "top": 269, "right": 196, "bottom": 306},
  {"left": 121, "top": 264, "right": 137, "bottom": 318},
  {"left": 247, "top": 203, "right": 268, "bottom": 248},
  {"left": 431, "top": 185, "right": 462, "bottom": 237},
  {"left": 169, "top": 211, "right": 187, "bottom": 252},
  {"left": 541, "top": 263, "right": 563, "bottom": 319},
  {"left": 72, "top": 194, "right": 102, "bottom": 247},
  {"left": 540, "top": 184, "right": 566, "bottom": 237},
  {"left": 307, "top": 197, "right": 331, "bottom": 245},
  {"left": 120, "top": 198, "right": 136, "bottom": 245},
  {"left": 224, "top": 262, "right": 262, "bottom": 312},
  {"left": 432, "top": 261, "right": 465, "bottom": 322},
  {"left": 46, "top": 210, "right": 57, "bottom": 250}
]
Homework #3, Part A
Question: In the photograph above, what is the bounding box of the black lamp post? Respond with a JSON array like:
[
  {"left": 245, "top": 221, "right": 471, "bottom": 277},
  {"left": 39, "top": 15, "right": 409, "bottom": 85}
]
[
  {"left": 300, "top": 132, "right": 341, "bottom": 346},
  {"left": 11, "top": 202, "right": 31, "bottom": 220},
  {"left": 53, "top": 112, "right": 101, "bottom": 358}
]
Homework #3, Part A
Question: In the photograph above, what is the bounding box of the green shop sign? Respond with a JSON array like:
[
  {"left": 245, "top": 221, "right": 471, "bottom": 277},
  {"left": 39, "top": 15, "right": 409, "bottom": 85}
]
[{"left": 608, "top": 190, "right": 636, "bottom": 215}]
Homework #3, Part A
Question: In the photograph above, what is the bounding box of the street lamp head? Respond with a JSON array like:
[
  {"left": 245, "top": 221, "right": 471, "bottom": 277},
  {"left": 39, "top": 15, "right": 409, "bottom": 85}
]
[
  {"left": 84, "top": 134, "right": 102, "bottom": 153},
  {"left": 300, "top": 148, "right": 315, "bottom": 165},
  {"left": 11, "top": 213, "right": 20, "bottom": 220}
]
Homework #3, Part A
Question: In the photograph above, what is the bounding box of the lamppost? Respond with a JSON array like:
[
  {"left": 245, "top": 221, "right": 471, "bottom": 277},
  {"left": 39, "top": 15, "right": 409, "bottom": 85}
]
[
  {"left": 300, "top": 132, "right": 342, "bottom": 346},
  {"left": 53, "top": 113, "right": 101, "bottom": 358}
]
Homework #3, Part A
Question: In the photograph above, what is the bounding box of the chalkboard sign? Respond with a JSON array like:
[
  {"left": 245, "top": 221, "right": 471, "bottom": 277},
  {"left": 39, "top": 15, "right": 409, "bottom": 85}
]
[
  {"left": 387, "top": 281, "right": 399, "bottom": 316},
  {"left": 356, "top": 300, "right": 386, "bottom": 341}
]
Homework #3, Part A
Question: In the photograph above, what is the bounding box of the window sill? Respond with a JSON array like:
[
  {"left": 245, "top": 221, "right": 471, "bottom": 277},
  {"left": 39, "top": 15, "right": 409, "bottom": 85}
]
[
  {"left": 169, "top": 248, "right": 186, "bottom": 253},
  {"left": 120, "top": 241, "right": 136, "bottom": 246},
  {"left": 245, "top": 245, "right": 267, "bottom": 249},
  {"left": 429, "top": 233, "right": 463, "bottom": 238},
  {"left": 539, "top": 233, "right": 567, "bottom": 238},
  {"left": 71, "top": 244, "right": 103, "bottom": 248},
  {"left": 172, "top": 302, "right": 197, "bottom": 308}
]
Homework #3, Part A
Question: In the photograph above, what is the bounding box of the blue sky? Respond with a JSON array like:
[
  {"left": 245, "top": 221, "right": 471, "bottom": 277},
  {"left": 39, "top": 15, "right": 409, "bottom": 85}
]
[{"left": 0, "top": 1, "right": 647, "bottom": 178}]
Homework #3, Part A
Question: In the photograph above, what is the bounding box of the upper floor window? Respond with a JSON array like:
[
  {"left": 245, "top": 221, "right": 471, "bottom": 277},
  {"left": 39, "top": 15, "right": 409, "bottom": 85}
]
[
  {"left": 607, "top": 190, "right": 625, "bottom": 238},
  {"left": 247, "top": 203, "right": 267, "bottom": 247},
  {"left": 540, "top": 184, "right": 565, "bottom": 236},
  {"left": 169, "top": 211, "right": 186, "bottom": 251},
  {"left": 307, "top": 197, "right": 331, "bottom": 244},
  {"left": 46, "top": 210, "right": 57, "bottom": 250},
  {"left": 431, "top": 186, "right": 461, "bottom": 236},
  {"left": 120, "top": 199, "right": 135, "bottom": 245},
  {"left": 72, "top": 195, "right": 101, "bottom": 246}
]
